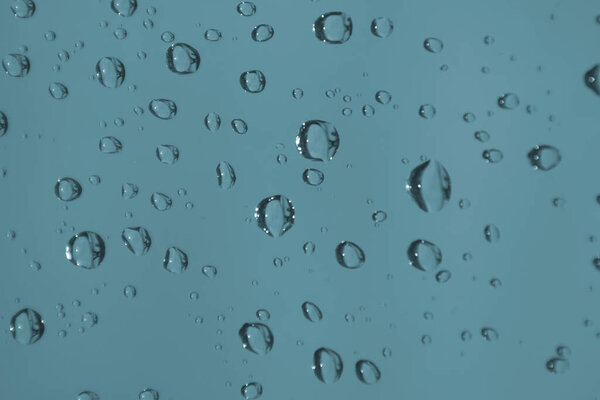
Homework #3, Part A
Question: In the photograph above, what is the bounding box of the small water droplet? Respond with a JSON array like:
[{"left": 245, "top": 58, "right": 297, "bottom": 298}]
[
  {"left": 204, "top": 29, "right": 222, "bottom": 41},
  {"left": 216, "top": 161, "right": 236, "bottom": 189},
  {"left": 482, "top": 149, "right": 503, "bottom": 163},
  {"left": 49, "top": 82, "right": 69, "bottom": 100},
  {"left": 2, "top": 54, "right": 30, "bottom": 77},
  {"left": 55, "top": 178, "right": 82, "bottom": 201},
  {"left": 302, "top": 301, "right": 323, "bottom": 322},
  {"left": 406, "top": 160, "right": 451, "bottom": 212},
  {"left": 484, "top": 224, "right": 500, "bottom": 242},
  {"left": 371, "top": 17, "right": 393, "bottom": 38},
  {"left": 99, "top": 136, "right": 122, "bottom": 154},
  {"left": 313, "top": 347, "right": 343, "bottom": 383},
  {"left": 163, "top": 247, "right": 188, "bottom": 273},
  {"left": 355, "top": 360, "right": 381, "bottom": 384},
  {"left": 111, "top": 0, "right": 137, "bottom": 17},
  {"left": 424, "top": 37, "right": 443, "bottom": 53},
  {"left": 302, "top": 168, "right": 324, "bottom": 186},
  {"left": 241, "top": 382, "right": 262, "bottom": 399},
  {"left": 239, "top": 322, "right": 274, "bottom": 355},
  {"left": 231, "top": 118, "right": 248, "bottom": 134},
  {"left": 251, "top": 24, "right": 274, "bottom": 42},
  {"left": 240, "top": 70, "right": 266, "bottom": 93},
  {"left": 150, "top": 192, "right": 172, "bottom": 211},
  {"left": 408, "top": 239, "right": 442, "bottom": 271},
  {"left": 418, "top": 104, "right": 436, "bottom": 119},
  {"left": 335, "top": 241, "right": 365, "bottom": 269},
  {"left": 10, "top": 0, "right": 36, "bottom": 18},
  {"left": 156, "top": 144, "right": 180, "bottom": 164}
]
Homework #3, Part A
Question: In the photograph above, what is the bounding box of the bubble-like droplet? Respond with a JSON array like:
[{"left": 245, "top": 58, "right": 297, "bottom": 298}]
[
  {"left": 419, "top": 104, "right": 436, "bottom": 119},
  {"left": 113, "top": 27, "right": 127, "bottom": 40},
  {"left": 166, "top": 43, "right": 200, "bottom": 74},
  {"left": 148, "top": 99, "right": 177, "bottom": 120},
  {"left": 335, "top": 241, "right": 365, "bottom": 269},
  {"left": 528, "top": 145, "right": 561, "bottom": 171},
  {"left": 216, "top": 161, "right": 236, "bottom": 189},
  {"left": 546, "top": 358, "right": 569, "bottom": 374},
  {"left": 408, "top": 239, "right": 442, "bottom": 271},
  {"left": 124, "top": 285, "right": 137, "bottom": 298},
  {"left": 2, "top": 54, "right": 30, "bottom": 77},
  {"left": 239, "top": 322, "right": 274, "bottom": 355},
  {"left": 10, "top": 308, "right": 44, "bottom": 345},
  {"left": 161, "top": 31, "right": 175, "bottom": 43},
  {"left": 424, "top": 37, "right": 444, "bottom": 53},
  {"left": 463, "top": 112, "right": 476, "bottom": 123},
  {"left": 10, "top": 0, "right": 35, "bottom": 18},
  {"left": 81, "top": 311, "right": 98, "bottom": 328},
  {"left": 156, "top": 144, "right": 180, "bottom": 164},
  {"left": 96, "top": 57, "right": 125, "bottom": 88},
  {"left": 99, "top": 136, "right": 122, "bottom": 154},
  {"left": 231, "top": 119, "right": 248, "bottom": 134},
  {"left": 497, "top": 93, "right": 519, "bottom": 109},
  {"left": 296, "top": 120, "right": 340, "bottom": 162},
  {"left": 313, "top": 12, "right": 353, "bottom": 44},
  {"left": 49, "top": 82, "right": 69, "bottom": 100},
  {"left": 313, "top": 347, "right": 343, "bottom": 383},
  {"left": 241, "top": 382, "right": 263, "bottom": 400},
  {"left": 584, "top": 65, "right": 600, "bottom": 95},
  {"left": 77, "top": 391, "right": 100, "bottom": 400},
  {"left": 375, "top": 90, "right": 392, "bottom": 104},
  {"left": 121, "top": 183, "right": 138, "bottom": 199},
  {"left": 251, "top": 24, "right": 274, "bottom": 42},
  {"left": 204, "top": 29, "right": 222, "bottom": 41},
  {"left": 202, "top": 265, "right": 217, "bottom": 278},
  {"left": 302, "top": 301, "right": 323, "bottom": 322},
  {"left": 138, "top": 389, "right": 159, "bottom": 400},
  {"left": 362, "top": 104, "right": 375, "bottom": 117},
  {"left": 372, "top": 210, "right": 387, "bottom": 223},
  {"left": 302, "top": 168, "right": 324, "bottom": 186},
  {"left": 163, "top": 247, "right": 188, "bottom": 273},
  {"left": 66, "top": 232, "right": 105, "bottom": 269},
  {"left": 435, "top": 270, "right": 451, "bottom": 283},
  {"left": 303, "top": 241, "right": 316, "bottom": 255},
  {"left": 371, "top": 17, "right": 393, "bottom": 38},
  {"left": 482, "top": 149, "right": 504, "bottom": 163},
  {"left": 122, "top": 227, "right": 151, "bottom": 256},
  {"left": 474, "top": 130, "right": 490, "bottom": 142},
  {"left": 237, "top": 1, "right": 256, "bottom": 16},
  {"left": 240, "top": 70, "right": 266, "bottom": 93},
  {"left": 556, "top": 345, "right": 571, "bottom": 357},
  {"left": 111, "top": 0, "right": 137, "bottom": 17},
  {"left": 150, "top": 192, "right": 172, "bottom": 211},
  {"left": 254, "top": 195, "right": 295, "bottom": 238},
  {"left": 204, "top": 112, "right": 221, "bottom": 132},
  {"left": 484, "top": 224, "right": 500, "bottom": 243},
  {"left": 355, "top": 360, "right": 381, "bottom": 384},
  {"left": 0, "top": 111, "right": 7, "bottom": 136},
  {"left": 292, "top": 88, "right": 304, "bottom": 99},
  {"left": 406, "top": 160, "right": 451, "bottom": 212},
  {"left": 55, "top": 177, "right": 82, "bottom": 201},
  {"left": 481, "top": 327, "right": 499, "bottom": 341}
]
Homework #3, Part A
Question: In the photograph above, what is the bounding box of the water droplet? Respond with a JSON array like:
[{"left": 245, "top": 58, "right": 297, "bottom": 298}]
[
  {"left": 202, "top": 265, "right": 217, "bottom": 278},
  {"left": 497, "top": 93, "right": 519, "bottom": 109},
  {"left": 49, "top": 82, "right": 69, "bottom": 100},
  {"left": 0, "top": 111, "right": 7, "bottom": 136},
  {"left": 10, "top": 0, "right": 35, "bottom": 18},
  {"left": 296, "top": 120, "right": 340, "bottom": 162},
  {"left": 163, "top": 247, "right": 188, "bottom": 273},
  {"left": 546, "top": 358, "right": 569, "bottom": 374},
  {"left": 81, "top": 311, "right": 98, "bottom": 328},
  {"left": 528, "top": 145, "right": 561, "bottom": 171},
  {"left": 239, "top": 322, "right": 274, "bottom": 355},
  {"left": 408, "top": 239, "right": 442, "bottom": 271},
  {"left": 150, "top": 192, "right": 172, "bottom": 211},
  {"left": 254, "top": 195, "right": 295, "bottom": 238},
  {"left": 96, "top": 57, "right": 125, "bottom": 88},
  {"left": 237, "top": 1, "right": 256, "bottom": 16},
  {"left": 375, "top": 90, "right": 392, "bottom": 104},
  {"left": 482, "top": 149, "right": 504, "bottom": 163},
  {"left": 240, "top": 70, "right": 266, "bottom": 93},
  {"left": 241, "top": 382, "right": 263, "bottom": 399},
  {"left": 584, "top": 65, "right": 600, "bottom": 95},
  {"left": 216, "top": 161, "right": 236, "bottom": 189},
  {"left": 355, "top": 360, "right": 381, "bottom": 384},
  {"left": 77, "top": 391, "right": 100, "bottom": 400},
  {"left": 251, "top": 24, "right": 274, "bottom": 42},
  {"left": 2, "top": 54, "right": 30, "bottom": 77},
  {"left": 231, "top": 118, "right": 248, "bottom": 134},
  {"left": 556, "top": 345, "right": 571, "bottom": 357},
  {"left": 124, "top": 285, "right": 137, "bottom": 298},
  {"left": 335, "top": 241, "right": 365, "bottom": 269},
  {"left": 204, "top": 29, "right": 222, "bottom": 41},
  {"left": 161, "top": 31, "right": 175, "bottom": 43},
  {"left": 303, "top": 241, "right": 316, "bottom": 255},
  {"left": 121, "top": 183, "right": 138, "bottom": 199},
  {"left": 10, "top": 308, "right": 44, "bottom": 344},
  {"left": 156, "top": 144, "right": 180, "bottom": 164},
  {"left": 435, "top": 270, "right": 451, "bottom": 283},
  {"left": 481, "top": 327, "right": 499, "bottom": 341},
  {"left": 484, "top": 224, "right": 500, "bottom": 242},
  {"left": 362, "top": 104, "right": 375, "bottom": 117},
  {"left": 66, "top": 232, "right": 106, "bottom": 268},
  {"left": 113, "top": 27, "right": 127, "bottom": 40},
  {"left": 424, "top": 37, "right": 443, "bottom": 53},
  {"left": 302, "top": 168, "right": 324, "bottom": 186},
  {"left": 55, "top": 177, "right": 82, "bottom": 201},
  {"left": 313, "top": 347, "right": 343, "bottom": 383},
  {"left": 371, "top": 17, "right": 393, "bottom": 38},
  {"left": 372, "top": 210, "right": 387, "bottom": 223},
  {"left": 292, "top": 88, "right": 304, "bottom": 99},
  {"left": 204, "top": 112, "right": 221, "bottom": 132},
  {"left": 138, "top": 389, "right": 159, "bottom": 400},
  {"left": 99, "top": 136, "right": 122, "bottom": 154},
  {"left": 122, "top": 227, "right": 151, "bottom": 256},
  {"left": 474, "top": 130, "right": 490, "bottom": 142},
  {"left": 149, "top": 99, "right": 177, "bottom": 120},
  {"left": 302, "top": 301, "right": 323, "bottom": 322},
  {"left": 406, "top": 160, "right": 451, "bottom": 212},
  {"left": 313, "top": 12, "right": 353, "bottom": 44},
  {"left": 111, "top": 0, "right": 137, "bottom": 17},
  {"left": 166, "top": 43, "right": 200, "bottom": 74},
  {"left": 256, "top": 309, "right": 270, "bottom": 321},
  {"left": 418, "top": 104, "right": 436, "bottom": 119}
]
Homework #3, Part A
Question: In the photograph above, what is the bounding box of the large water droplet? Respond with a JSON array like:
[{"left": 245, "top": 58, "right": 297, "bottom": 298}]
[
  {"left": 240, "top": 70, "right": 266, "bottom": 93},
  {"left": 251, "top": 24, "right": 274, "bottom": 42},
  {"left": 484, "top": 224, "right": 500, "bottom": 242},
  {"left": 55, "top": 177, "right": 82, "bottom": 201},
  {"left": 527, "top": 145, "right": 561, "bottom": 171},
  {"left": 241, "top": 382, "right": 263, "bottom": 399},
  {"left": 313, "top": 12, "right": 352, "bottom": 44},
  {"left": 10, "top": 0, "right": 35, "bottom": 18},
  {"left": 408, "top": 239, "right": 442, "bottom": 271},
  {"left": 99, "top": 136, "right": 122, "bottom": 154},
  {"left": 296, "top": 120, "right": 340, "bottom": 162},
  {"left": 254, "top": 195, "right": 295, "bottom": 238},
  {"left": 122, "top": 227, "right": 151, "bottom": 256},
  {"left": 96, "top": 57, "right": 125, "bottom": 88},
  {"left": 66, "top": 231, "right": 106, "bottom": 268},
  {"left": 156, "top": 144, "right": 180, "bottom": 164},
  {"left": 138, "top": 389, "right": 158, "bottom": 400},
  {"left": 163, "top": 247, "right": 188, "bottom": 273},
  {"left": 313, "top": 347, "right": 343, "bottom": 383},
  {"left": 204, "top": 112, "right": 221, "bottom": 132},
  {"left": 239, "top": 322, "right": 274, "bottom": 355},
  {"left": 10, "top": 308, "right": 44, "bottom": 344},
  {"left": 355, "top": 360, "right": 381, "bottom": 384},
  {"left": 335, "top": 241, "right": 365, "bottom": 269},
  {"left": 482, "top": 149, "right": 504, "bottom": 163},
  {"left": 111, "top": 0, "right": 137, "bottom": 17},
  {"left": 406, "top": 160, "right": 451, "bottom": 212},
  {"left": 2, "top": 54, "right": 30, "bottom": 77},
  {"left": 302, "top": 301, "right": 323, "bottom": 322},
  {"left": 584, "top": 64, "right": 600, "bottom": 95},
  {"left": 370, "top": 17, "right": 393, "bottom": 38},
  {"left": 424, "top": 37, "right": 443, "bottom": 53},
  {"left": 216, "top": 161, "right": 236, "bottom": 189},
  {"left": 166, "top": 43, "right": 200, "bottom": 74},
  {"left": 149, "top": 99, "right": 177, "bottom": 120},
  {"left": 49, "top": 82, "right": 69, "bottom": 100},
  {"left": 150, "top": 192, "right": 172, "bottom": 211}
]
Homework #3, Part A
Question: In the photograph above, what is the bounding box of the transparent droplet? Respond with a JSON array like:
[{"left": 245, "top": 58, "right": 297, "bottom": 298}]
[
  {"left": 424, "top": 37, "right": 443, "bottom": 53},
  {"left": 55, "top": 177, "right": 82, "bottom": 201},
  {"left": 204, "top": 29, "right": 222, "bottom": 41},
  {"left": 296, "top": 120, "right": 340, "bottom": 162},
  {"left": 313, "top": 12, "right": 353, "bottom": 44},
  {"left": 302, "top": 301, "right": 323, "bottom": 322},
  {"left": 362, "top": 104, "right": 375, "bottom": 117},
  {"left": 121, "top": 183, "right": 138, "bottom": 199},
  {"left": 166, "top": 43, "right": 200, "bottom": 74},
  {"left": 49, "top": 82, "right": 69, "bottom": 100},
  {"left": 370, "top": 17, "right": 393, "bottom": 38},
  {"left": 482, "top": 149, "right": 503, "bottom": 163},
  {"left": 406, "top": 160, "right": 451, "bottom": 212},
  {"left": 163, "top": 247, "right": 188, "bottom": 273},
  {"left": 10, "top": 0, "right": 35, "bottom": 18},
  {"left": 66, "top": 232, "right": 105, "bottom": 269},
  {"left": 121, "top": 227, "right": 151, "bottom": 256},
  {"left": 113, "top": 27, "right": 127, "bottom": 40},
  {"left": 81, "top": 311, "right": 98, "bottom": 328},
  {"left": 372, "top": 210, "right": 387, "bottom": 223},
  {"left": 240, "top": 70, "right": 266, "bottom": 93},
  {"left": 375, "top": 90, "right": 392, "bottom": 104},
  {"left": 202, "top": 265, "right": 217, "bottom": 278},
  {"left": 124, "top": 285, "right": 137, "bottom": 298},
  {"left": 216, "top": 161, "right": 236, "bottom": 189},
  {"left": 231, "top": 119, "right": 248, "bottom": 134},
  {"left": 161, "top": 31, "right": 175, "bottom": 43},
  {"left": 77, "top": 391, "right": 100, "bottom": 400},
  {"left": 111, "top": 0, "right": 137, "bottom": 17},
  {"left": 546, "top": 358, "right": 569, "bottom": 374},
  {"left": 156, "top": 144, "right": 180, "bottom": 164},
  {"left": 96, "top": 57, "right": 125, "bottom": 88},
  {"left": 497, "top": 93, "right": 519, "bottom": 109},
  {"left": 303, "top": 241, "right": 316, "bottom": 255},
  {"left": 556, "top": 345, "right": 571, "bottom": 358},
  {"left": 292, "top": 88, "right": 304, "bottom": 99},
  {"left": 256, "top": 309, "right": 270, "bottom": 321},
  {"left": 254, "top": 195, "right": 295, "bottom": 237},
  {"left": 528, "top": 145, "right": 561, "bottom": 171},
  {"left": 481, "top": 327, "right": 499, "bottom": 341},
  {"left": 237, "top": 1, "right": 256, "bottom": 16},
  {"left": 2, "top": 54, "right": 30, "bottom": 77},
  {"left": 251, "top": 24, "right": 274, "bottom": 42},
  {"left": 10, "top": 308, "right": 44, "bottom": 345},
  {"left": 138, "top": 389, "right": 159, "bottom": 400},
  {"left": 204, "top": 112, "right": 221, "bottom": 132},
  {"left": 150, "top": 192, "right": 172, "bottom": 211},
  {"left": 302, "top": 168, "right": 324, "bottom": 186},
  {"left": 0, "top": 111, "right": 7, "bottom": 136},
  {"left": 313, "top": 347, "right": 343, "bottom": 383},
  {"left": 355, "top": 360, "right": 381, "bottom": 384},
  {"left": 335, "top": 241, "right": 365, "bottom": 269},
  {"left": 474, "top": 130, "right": 490, "bottom": 142},
  {"left": 484, "top": 224, "right": 500, "bottom": 243},
  {"left": 435, "top": 270, "right": 451, "bottom": 283},
  {"left": 584, "top": 65, "right": 600, "bottom": 95},
  {"left": 99, "top": 136, "right": 122, "bottom": 154},
  {"left": 149, "top": 99, "right": 177, "bottom": 120},
  {"left": 241, "top": 382, "right": 263, "bottom": 399},
  {"left": 419, "top": 104, "right": 436, "bottom": 119},
  {"left": 408, "top": 239, "right": 442, "bottom": 271},
  {"left": 239, "top": 322, "right": 274, "bottom": 355},
  {"left": 463, "top": 112, "right": 476, "bottom": 123}
]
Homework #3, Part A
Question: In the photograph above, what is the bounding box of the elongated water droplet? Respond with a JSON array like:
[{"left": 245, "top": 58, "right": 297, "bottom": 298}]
[
  {"left": 122, "top": 227, "right": 151, "bottom": 255},
  {"left": 231, "top": 118, "right": 248, "bottom": 134},
  {"left": 99, "top": 136, "right": 122, "bottom": 154},
  {"left": 150, "top": 192, "right": 172, "bottom": 211},
  {"left": 302, "top": 168, "right": 324, "bottom": 186},
  {"left": 156, "top": 144, "right": 179, "bottom": 164},
  {"left": 241, "top": 382, "right": 262, "bottom": 399},
  {"left": 335, "top": 241, "right": 365, "bottom": 269},
  {"left": 111, "top": 0, "right": 137, "bottom": 17},
  {"left": 10, "top": 308, "right": 44, "bottom": 344},
  {"left": 302, "top": 301, "right": 323, "bottom": 322},
  {"left": 406, "top": 160, "right": 451, "bottom": 212},
  {"left": 202, "top": 265, "right": 217, "bottom": 278},
  {"left": 296, "top": 120, "right": 340, "bottom": 162},
  {"left": 528, "top": 145, "right": 561, "bottom": 171},
  {"left": 239, "top": 322, "right": 274, "bottom": 355},
  {"left": 55, "top": 177, "right": 82, "bottom": 201},
  {"left": 49, "top": 82, "right": 68, "bottom": 99},
  {"left": 424, "top": 37, "right": 443, "bottom": 53},
  {"left": 216, "top": 161, "right": 236, "bottom": 189},
  {"left": 497, "top": 93, "right": 519, "bottom": 109},
  {"left": 96, "top": 57, "right": 125, "bottom": 88},
  {"left": 240, "top": 70, "right": 266, "bottom": 93},
  {"left": 251, "top": 24, "right": 274, "bottom": 42},
  {"left": 482, "top": 149, "right": 503, "bottom": 163},
  {"left": 0, "top": 111, "right": 7, "bottom": 136},
  {"left": 163, "top": 247, "right": 188, "bottom": 273},
  {"left": 254, "top": 195, "right": 295, "bottom": 237},
  {"left": 10, "top": 0, "right": 36, "bottom": 18},
  {"left": 546, "top": 358, "right": 569, "bottom": 374},
  {"left": 66, "top": 232, "right": 106, "bottom": 268},
  {"left": 149, "top": 99, "right": 177, "bottom": 120},
  {"left": 313, "top": 12, "right": 352, "bottom": 44},
  {"left": 204, "top": 29, "right": 222, "bottom": 41},
  {"left": 2, "top": 54, "right": 30, "bottom": 77},
  {"left": 204, "top": 112, "right": 221, "bottom": 132},
  {"left": 484, "top": 224, "right": 500, "bottom": 242},
  {"left": 408, "top": 239, "right": 442, "bottom": 271},
  {"left": 584, "top": 65, "right": 600, "bottom": 95},
  {"left": 313, "top": 347, "right": 343, "bottom": 383},
  {"left": 166, "top": 43, "right": 200, "bottom": 74},
  {"left": 355, "top": 360, "right": 381, "bottom": 384},
  {"left": 371, "top": 17, "right": 393, "bottom": 38}
]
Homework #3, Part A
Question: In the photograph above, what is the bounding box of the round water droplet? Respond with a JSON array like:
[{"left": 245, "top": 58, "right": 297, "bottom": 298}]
[
  {"left": 55, "top": 177, "right": 82, "bottom": 201},
  {"left": 546, "top": 358, "right": 569, "bottom": 374},
  {"left": 484, "top": 224, "right": 500, "bottom": 242},
  {"left": 240, "top": 70, "right": 266, "bottom": 93},
  {"left": 303, "top": 241, "right": 315, "bottom": 255},
  {"left": 10, "top": 308, "right": 44, "bottom": 344},
  {"left": 424, "top": 37, "right": 443, "bottom": 53},
  {"left": 166, "top": 43, "right": 200, "bottom": 74},
  {"left": 2, "top": 54, "right": 30, "bottom": 77},
  {"left": 254, "top": 195, "right": 295, "bottom": 238},
  {"left": 66, "top": 232, "right": 105, "bottom": 268},
  {"left": 124, "top": 285, "right": 137, "bottom": 298},
  {"left": 302, "top": 168, "right": 324, "bottom": 186},
  {"left": 435, "top": 270, "right": 451, "bottom": 283},
  {"left": 481, "top": 327, "right": 499, "bottom": 341},
  {"left": 372, "top": 210, "right": 387, "bottom": 223},
  {"left": 204, "top": 112, "right": 221, "bottom": 132},
  {"left": 371, "top": 17, "right": 393, "bottom": 38},
  {"left": 96, "top": 57, "right": 125, "bottom": 88},
  {"left": 113, "top": 27, "right": 127, "bottom": 40},
  {"left": 241, "top": 382, "right": 262, "bottom": 399},
  {"left": 49, "top": 82, "right": 69, "bottom": 99},
  {"left": 497, "top": 93, "right": 520, "bottom": 109},
  {"left": 163, "top": 247, "right": 188, "bottom": 273},
  {"left": 584, "top": 65, "right": 600, "bottom": 95},
  {"left": 156, "top": 144, "right": 180, "bottom": 164},
  {"left": 528, "top": 145, "right": 561, "bottom": 171},
  {"left": 408, "top": 239, "right": 442, "bottom": 271},
  {"left": 375, "top": 90, "right": 392, "bottom": 104},
  {"left": 335, "top": 241, "right": 365, "bottom": 269},
  {"left": 216, "top": 161, "right": 236, "bottom": 189},
  {"left": 161, "top": 31, "right": 175, "bottom": 43},
  {"left": 256, "top": 309, "right": 270, "bottom": 321},
  {"left": 81, "top": 311, "right": 98, "bottom": 328},
  {"left": 149, "top": 99, "right": 177, "bottom": 120},
  {"left": 313, "top": 12, "right": 352, "bottom": 44},
  {"left": 313, "top": 347, "right": 343, "bottom": 383},
  {"left": 251, "top": 24, "right": 274, "bottom": 42},
  {"left": 474, "top": 130, "right": 490, "bottom": 142},
  {"left": 556, "top": 345, "right": 571, "bottom": 357},
  {"left": 99, "top": 136, "right": 122, "bottom": 154},
  {"left": 237, "top": 1, "right": 256, "bottom": 16},
  {"left": 419, "top": 104, "right": 436, "bottom": 119},
  {"left": 121, "top": 183, "right": 138, "bottom": 199},
  {"left": 231, "top": 119, "right": 248, "bottom": 134},
  {"left": 239, "top": 322, "right": 274, "bottom": 355},
  {"left": 10, "top": 0, "right": 35, "bottom": 18},
  {"left": 111, "top": 0, "right": 137, "bottom": 17},
  {"left": 302, "top": 301, "right": 323, "bottom": 322},
  {"left": 296, "top": 120, "right": 340, "bottom": 162},
  {"left": 122, "top": 227, "right": 151, "bottom": 256},
  {"left": 0, "top": 111, "right": 7, "bottom": 136},
  {"left": 204, "top": 29, "right": 222, "bottom": 41},
  {"left": 77, "top": 391, "right": 100, "bottom": 400},
  {"left": 292, "top": 88, "right": 304, "bottom": 99},
  {"left": 406, "top": 160, "right": 451, "bottom": 212},
  {"left": 355, "top": 360, "right": 381, "bottom": 384},
  {"left": 362, "top": 104, "right": 375, "bottom": 117},
  {"left": 138, "top": 389, "right": 158, "bottom": 400},
  {"left": 463, "top": 112, "right": 476, "bottom": 123},
  {"left": 150, "top": 192, "right": 172, "bottom": 211},
  {"left": 202, "top": 265, "right": 217, "bottom": 278},
  {"left": 482, "top": 149, "right": 503, "bottom": 163}
]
